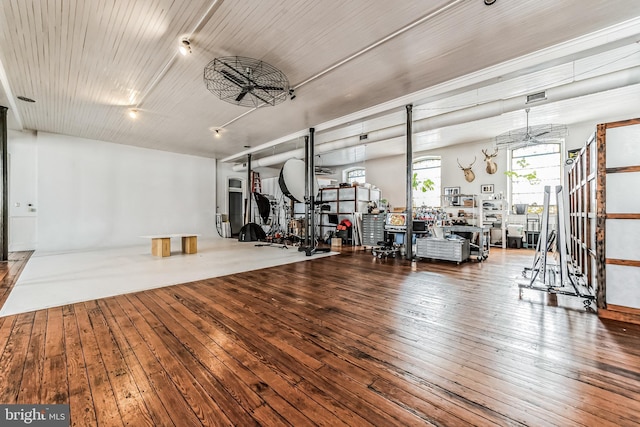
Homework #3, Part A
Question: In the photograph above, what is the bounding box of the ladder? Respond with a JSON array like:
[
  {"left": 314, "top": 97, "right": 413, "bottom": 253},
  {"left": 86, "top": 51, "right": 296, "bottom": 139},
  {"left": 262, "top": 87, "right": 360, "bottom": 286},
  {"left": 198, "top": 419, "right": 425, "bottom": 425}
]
[{"left": 251, "top": 171, "right": 261, "bottom": 193}]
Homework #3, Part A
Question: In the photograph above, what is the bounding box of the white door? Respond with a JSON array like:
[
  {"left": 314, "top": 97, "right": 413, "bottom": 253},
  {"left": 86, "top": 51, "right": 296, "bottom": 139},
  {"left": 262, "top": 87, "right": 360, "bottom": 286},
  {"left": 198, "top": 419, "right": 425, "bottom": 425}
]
[{"left": 8, "top": 133, "right": 39, "bottom": 251}]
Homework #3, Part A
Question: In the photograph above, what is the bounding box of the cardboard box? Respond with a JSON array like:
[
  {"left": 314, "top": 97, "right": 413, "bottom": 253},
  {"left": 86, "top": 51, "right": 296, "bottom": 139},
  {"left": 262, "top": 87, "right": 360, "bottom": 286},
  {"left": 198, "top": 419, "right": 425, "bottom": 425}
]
[{"left": 331, "top": 238, "right": 342, "bottom": 248}]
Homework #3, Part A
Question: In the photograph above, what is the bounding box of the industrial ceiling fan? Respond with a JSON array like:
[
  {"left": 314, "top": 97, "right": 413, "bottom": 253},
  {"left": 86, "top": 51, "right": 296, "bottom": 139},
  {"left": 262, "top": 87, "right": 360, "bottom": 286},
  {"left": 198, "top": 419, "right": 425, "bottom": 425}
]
[
  {"left": 495, "top": 108, "right": 568, "bottom": 149},
  {"left": 203, "top": 56, "right": 290, "bottom": 108}
]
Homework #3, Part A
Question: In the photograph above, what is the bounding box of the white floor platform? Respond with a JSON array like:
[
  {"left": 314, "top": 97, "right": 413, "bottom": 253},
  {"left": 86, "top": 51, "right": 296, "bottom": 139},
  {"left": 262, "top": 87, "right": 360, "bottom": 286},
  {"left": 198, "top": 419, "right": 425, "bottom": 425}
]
[{"left": 1, "top": 237, "right": 337, "bottom": 317}]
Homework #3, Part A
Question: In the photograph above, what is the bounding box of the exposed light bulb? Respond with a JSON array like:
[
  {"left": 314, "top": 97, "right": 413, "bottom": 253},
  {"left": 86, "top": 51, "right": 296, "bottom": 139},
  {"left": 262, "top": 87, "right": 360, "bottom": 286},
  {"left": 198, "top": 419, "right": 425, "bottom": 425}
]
[
  {"left": 215, "top": 129, "right": 221, "bottom": 138},
  {"left": 179, "top": 39, "right": 191, "bottom": 56},
  {"left": 128, "top": 109, "right": 138, "bottom": 119}
]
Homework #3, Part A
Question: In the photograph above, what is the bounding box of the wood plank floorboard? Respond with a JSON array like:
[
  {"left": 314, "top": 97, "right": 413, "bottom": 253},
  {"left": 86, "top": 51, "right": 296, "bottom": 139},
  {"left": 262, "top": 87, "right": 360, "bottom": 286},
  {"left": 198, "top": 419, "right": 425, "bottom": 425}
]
[
  {"left": 1, "top": 247, "right": 640, "bottom": 426},
  {"left": 0, "top": 251, "right": 32, "bottom": 326}
]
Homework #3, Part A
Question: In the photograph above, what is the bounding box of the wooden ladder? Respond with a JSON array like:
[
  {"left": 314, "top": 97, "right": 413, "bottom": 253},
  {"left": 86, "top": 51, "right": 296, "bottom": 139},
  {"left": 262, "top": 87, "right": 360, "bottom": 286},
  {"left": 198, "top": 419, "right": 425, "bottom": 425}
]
[{"left": 251, "top": 171, "right": 262, "bottom": 193}]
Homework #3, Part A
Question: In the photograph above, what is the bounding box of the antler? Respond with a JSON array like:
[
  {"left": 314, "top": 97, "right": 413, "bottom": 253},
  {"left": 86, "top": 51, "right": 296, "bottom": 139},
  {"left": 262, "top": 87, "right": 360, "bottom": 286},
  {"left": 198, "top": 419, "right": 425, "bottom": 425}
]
[
  {"left": 482, "top": 148, "right": 498, "bottom": 158},
  {"left": 457, "top": 157, "right": 476, "bottom": 169}
]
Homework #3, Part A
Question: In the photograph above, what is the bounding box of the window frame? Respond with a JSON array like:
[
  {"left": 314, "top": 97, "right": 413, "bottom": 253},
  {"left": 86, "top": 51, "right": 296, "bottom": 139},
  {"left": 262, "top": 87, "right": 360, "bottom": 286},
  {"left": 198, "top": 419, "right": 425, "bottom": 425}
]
[
  {"left": 343, "top": 167, "right": 366, "bottom": 185},
  {"left": 412, "top": 156, "right": 442, "bottom": 208},
  {"left": 508, "top": 142, "right": 563, "bottom": 209}
]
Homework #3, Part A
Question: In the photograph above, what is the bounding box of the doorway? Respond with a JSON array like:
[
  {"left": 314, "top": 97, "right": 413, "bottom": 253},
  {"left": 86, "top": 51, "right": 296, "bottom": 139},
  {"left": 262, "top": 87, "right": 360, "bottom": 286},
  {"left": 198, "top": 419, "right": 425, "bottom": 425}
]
[{"left": 228, "top": 178, "right": 244, "bottom": 237}]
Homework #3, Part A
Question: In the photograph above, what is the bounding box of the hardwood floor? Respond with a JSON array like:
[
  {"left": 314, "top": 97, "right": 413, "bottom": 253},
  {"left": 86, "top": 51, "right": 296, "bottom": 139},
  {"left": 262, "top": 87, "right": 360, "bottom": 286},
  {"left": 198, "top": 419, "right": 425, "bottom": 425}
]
[{"left": 1, "top": 248, "right": 640, "bottom": 426}]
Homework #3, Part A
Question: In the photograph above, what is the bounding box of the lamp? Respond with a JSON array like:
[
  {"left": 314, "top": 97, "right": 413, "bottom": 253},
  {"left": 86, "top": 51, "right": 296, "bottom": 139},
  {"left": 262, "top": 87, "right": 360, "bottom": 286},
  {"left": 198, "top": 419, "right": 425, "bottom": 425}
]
[
  {"left": 215, "top": 129, "right": 221, "bottom": 138},
  {"left": 128, "top": 109, "right": 138, "bottom": 119},
  {"left": 484, "top": 0, "right": 497, "bottom": 4},
  {"left": 179, "top": 39, "right": 191, "bottom": 56}
]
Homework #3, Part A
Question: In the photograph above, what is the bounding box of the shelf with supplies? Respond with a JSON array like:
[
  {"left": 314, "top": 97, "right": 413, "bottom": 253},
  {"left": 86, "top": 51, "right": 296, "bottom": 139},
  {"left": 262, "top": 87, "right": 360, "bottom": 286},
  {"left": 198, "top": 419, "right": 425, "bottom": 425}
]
[
  {"left": 441, "top": 193, "right": 482, "bottom": 227},
  {"left": 318, "top": 185, "right": 381, "bottom": 245},
  {"left": 362, "top": 208, "right": 450, "bottom": 250},
  {"left": 481, "top": 197, "right": 508, "bottom": 249}
]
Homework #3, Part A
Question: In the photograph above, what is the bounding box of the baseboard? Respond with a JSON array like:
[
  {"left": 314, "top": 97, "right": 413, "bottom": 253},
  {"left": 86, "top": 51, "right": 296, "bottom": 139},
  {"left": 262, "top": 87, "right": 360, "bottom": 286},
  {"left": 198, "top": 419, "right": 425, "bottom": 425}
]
[{"left": 599, "top": 304, "right": 640, "bottom": 326}]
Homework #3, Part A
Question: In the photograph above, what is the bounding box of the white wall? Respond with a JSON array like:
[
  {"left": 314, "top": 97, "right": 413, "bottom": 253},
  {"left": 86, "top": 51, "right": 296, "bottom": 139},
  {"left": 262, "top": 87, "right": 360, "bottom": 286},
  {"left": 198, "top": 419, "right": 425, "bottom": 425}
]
[
  {"left": 10, "top": 131, "right": 217, "bottom": 251},
  {"left": 430, "top": 140, "right": 509, "bottom": 199},
  {"left": 360, "top": 155, "right": 405, "bottom": 208},
  {"left": 565, "top": 120, "right": 598, "bottom": 151},
  {"left": 329, "top": 120, "right": 612, "bottom": 209},
  {"left": 332, "top": 138, "right": 508, "bottom": 209}
]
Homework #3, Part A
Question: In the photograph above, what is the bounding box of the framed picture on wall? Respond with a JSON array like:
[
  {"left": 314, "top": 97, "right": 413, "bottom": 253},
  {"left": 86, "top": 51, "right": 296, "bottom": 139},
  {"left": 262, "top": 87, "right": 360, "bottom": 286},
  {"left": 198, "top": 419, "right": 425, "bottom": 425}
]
[
  {"left": 444, "top": 186, "right": 460, "bottom": 206},
  {"left": 481, "top": 184, "right": 494, "bottom": 194},
  {"left": 568, "top": 148, "right": 580, "bottom": 160}
]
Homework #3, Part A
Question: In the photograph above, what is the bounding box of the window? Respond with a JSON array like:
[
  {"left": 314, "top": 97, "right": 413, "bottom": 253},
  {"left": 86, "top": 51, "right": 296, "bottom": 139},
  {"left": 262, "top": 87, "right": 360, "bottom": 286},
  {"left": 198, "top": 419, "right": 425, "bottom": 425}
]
[
  {"left": 345, "top": 168, "right": 365, "bottom": 185},
  {"left": 413, "top": 157, "right": 441, "bottom": 207},
  {"left": 509, "top": 143, "right": 562, "bottom": 207}
]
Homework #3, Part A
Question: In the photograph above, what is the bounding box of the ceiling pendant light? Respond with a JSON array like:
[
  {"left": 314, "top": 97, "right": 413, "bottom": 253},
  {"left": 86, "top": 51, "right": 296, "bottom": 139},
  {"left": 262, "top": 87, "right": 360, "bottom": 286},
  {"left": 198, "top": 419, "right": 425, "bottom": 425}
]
[
  {"left": 128, "top": 109, "right": 138, "bottom": 119},
  {"left": 179, "top": 39, "right": 192, "bottom": 56}
]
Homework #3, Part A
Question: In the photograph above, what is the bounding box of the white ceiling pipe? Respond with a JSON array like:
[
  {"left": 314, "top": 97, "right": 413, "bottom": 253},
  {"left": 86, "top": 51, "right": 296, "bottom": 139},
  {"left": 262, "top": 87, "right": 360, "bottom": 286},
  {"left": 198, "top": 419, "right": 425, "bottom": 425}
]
[
  {"left": 232, "top": 124, "right": 403, "bottom": 171},
  {"left": 233, "top": 65, "right": 640, "bottom": 171},
  {"left": 415, "top": 65, "right": 640, "bottom": 132}
]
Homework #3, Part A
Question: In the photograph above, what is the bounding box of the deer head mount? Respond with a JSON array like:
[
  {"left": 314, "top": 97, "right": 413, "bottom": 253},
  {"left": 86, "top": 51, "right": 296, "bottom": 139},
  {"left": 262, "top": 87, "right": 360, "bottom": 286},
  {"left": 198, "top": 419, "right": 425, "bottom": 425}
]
[
  {"left": 457, "top": 157, "right": 476, "bottom": 182},
  {"left": 482, "top": 148, "right": 499, "bottom": 174}
]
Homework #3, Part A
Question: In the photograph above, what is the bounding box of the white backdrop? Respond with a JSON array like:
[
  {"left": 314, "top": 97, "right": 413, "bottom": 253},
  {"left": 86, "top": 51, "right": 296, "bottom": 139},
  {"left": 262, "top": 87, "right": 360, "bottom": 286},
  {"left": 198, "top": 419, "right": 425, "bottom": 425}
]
[{"left": 30, "top": 132, "right": 216, "bottom": 251}]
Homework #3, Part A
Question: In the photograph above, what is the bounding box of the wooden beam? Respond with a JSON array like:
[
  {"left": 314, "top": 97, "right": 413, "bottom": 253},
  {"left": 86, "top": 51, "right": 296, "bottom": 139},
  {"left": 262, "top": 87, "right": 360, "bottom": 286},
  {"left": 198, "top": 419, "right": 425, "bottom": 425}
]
[
  {"left": 606, "top": 258, "right": 640, "bottom": 267},
  {"left": 595, "top": 123, "right": 607, "bottom": 309},
  {"left": 607, "top": 213, "right": 640, "bottom": 220},
  {"left": 606, "top": 165, "right": 640, "bottom": 174}
]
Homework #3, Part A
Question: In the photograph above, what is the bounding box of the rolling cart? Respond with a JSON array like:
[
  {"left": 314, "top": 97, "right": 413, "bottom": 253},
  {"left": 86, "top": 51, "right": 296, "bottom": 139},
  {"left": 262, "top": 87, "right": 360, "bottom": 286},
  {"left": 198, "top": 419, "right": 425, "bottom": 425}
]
[{"left": 443, "top": 225, "right": 490, "bottom": 261}]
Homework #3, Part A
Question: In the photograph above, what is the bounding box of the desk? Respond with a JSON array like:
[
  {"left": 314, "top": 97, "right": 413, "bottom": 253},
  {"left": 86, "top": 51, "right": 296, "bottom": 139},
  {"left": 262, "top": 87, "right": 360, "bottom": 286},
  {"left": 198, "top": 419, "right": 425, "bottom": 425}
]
[{"left": 141, "top": 234, "right": 199, "bottom": 257}]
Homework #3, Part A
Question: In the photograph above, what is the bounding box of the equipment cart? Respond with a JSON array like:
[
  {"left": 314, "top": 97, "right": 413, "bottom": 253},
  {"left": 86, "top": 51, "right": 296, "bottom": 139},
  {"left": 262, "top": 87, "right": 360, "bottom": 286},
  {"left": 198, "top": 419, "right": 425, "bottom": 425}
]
[{"left": 443, "top": 225, "right": 490, "bottom": 261}]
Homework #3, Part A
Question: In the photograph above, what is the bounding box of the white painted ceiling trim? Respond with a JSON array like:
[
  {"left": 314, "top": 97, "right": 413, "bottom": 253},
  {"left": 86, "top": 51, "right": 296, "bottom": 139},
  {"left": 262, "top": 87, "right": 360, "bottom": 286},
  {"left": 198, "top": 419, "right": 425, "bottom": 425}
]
[
  {"left": 2, "top": 1, "right": 639, "bottom": 161},
  {"left": 0, "top": 56, "right": 22, "bottom": 130},
  {"left": 222, "top": 15, "right": 640, "bottom": 164},
  {"left": 232, "top": 64, "right": 640, "bottom": 171},
  {"left": 135, "top": 0, "right": 224, "bottom": 110},
  {"left": 219, "top": 0, "right": 466, "bottom": 133},
  {"left": 293, "top": 0, "right": 465, "bottom": 90}
]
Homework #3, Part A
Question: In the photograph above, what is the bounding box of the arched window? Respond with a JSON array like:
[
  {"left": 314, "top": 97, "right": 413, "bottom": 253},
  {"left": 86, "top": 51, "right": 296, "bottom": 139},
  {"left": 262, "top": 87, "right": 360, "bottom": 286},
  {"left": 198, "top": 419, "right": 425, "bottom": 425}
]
[
  {"left": 509, "top": 143, "right": 562, "bottom": 208},
  {"left": 413, "top": 157, "right": 441, "bottom": 207},
  {"left": 344, "top": 167, "right": 366, "bottom": 185}
]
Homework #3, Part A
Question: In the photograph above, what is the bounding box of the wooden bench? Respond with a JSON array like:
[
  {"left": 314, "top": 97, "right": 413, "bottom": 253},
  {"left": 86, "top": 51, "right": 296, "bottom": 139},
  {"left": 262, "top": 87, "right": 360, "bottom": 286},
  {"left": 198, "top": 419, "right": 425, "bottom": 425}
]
[{"left": 140, "top": 234, "right": 199, "bottom": 257}]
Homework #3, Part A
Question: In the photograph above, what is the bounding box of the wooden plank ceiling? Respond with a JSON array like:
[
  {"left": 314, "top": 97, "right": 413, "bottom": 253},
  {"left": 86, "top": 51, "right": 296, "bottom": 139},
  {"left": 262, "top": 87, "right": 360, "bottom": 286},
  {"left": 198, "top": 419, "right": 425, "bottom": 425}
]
[{"left": 0, "top": 0, "right": 639, "bottom": 165}]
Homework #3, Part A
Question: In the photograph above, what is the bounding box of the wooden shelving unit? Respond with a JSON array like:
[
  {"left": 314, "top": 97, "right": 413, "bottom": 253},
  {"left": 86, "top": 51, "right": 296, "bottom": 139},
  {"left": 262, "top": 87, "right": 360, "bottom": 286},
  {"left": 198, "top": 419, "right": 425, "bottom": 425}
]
[
  {"left": 568, "top": 117, "right": 640, "bottom": 325},
  {"left": 567, "top": 133, "right": 597, "bottom": 299}
]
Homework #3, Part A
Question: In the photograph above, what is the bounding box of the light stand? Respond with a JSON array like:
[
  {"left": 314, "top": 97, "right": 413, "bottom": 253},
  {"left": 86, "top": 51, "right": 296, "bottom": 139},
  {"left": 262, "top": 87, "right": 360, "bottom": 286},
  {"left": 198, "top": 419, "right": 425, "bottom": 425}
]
[{"left": 299, "top": 128, "right": 330, "bottom": 256}]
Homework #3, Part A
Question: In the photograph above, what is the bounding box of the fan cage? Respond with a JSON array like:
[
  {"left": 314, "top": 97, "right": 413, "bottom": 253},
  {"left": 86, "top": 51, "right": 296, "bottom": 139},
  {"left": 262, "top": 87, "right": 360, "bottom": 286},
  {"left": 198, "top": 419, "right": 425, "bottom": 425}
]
[
  {"left": 495, "top": 123, "right": 568, "bottom": 149},
  {"left": 204, "top": 56, "right": 290, "bottom": 108}
]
